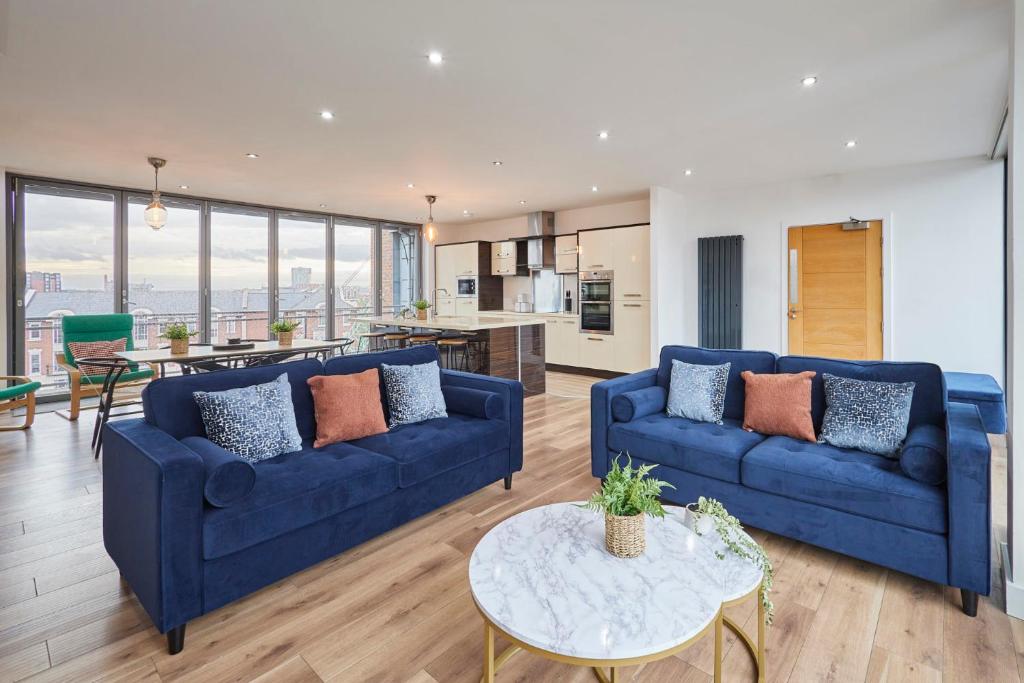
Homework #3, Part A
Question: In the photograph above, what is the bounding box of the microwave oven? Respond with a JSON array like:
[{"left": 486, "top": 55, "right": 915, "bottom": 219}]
[{"left": 457, "top": 276, "right": 478, "bottom": 297}]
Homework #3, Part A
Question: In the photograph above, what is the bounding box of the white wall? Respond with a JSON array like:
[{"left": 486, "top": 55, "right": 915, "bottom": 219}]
[
  {"left": 0, "top": 165, "right": 7, "bottom": 375},
  {"left": 665, "top": 157, "right": 1004, "bottom": 379},
  {"left": 650, "top": 186, "right": 687, "bottom": 362}
]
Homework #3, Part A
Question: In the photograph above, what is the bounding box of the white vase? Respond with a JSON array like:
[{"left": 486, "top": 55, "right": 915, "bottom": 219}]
[{"left": 683, "top": 503, "right": 714, "bottom": 536}]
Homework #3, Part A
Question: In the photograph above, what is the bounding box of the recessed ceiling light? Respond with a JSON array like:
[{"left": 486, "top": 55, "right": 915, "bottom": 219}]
[
  {"left": 179, "top": 184, "right": 189, "bottom": 190},
  {"left": 598, "top": 130, "right": 609, "bottom": 140},
  {"left": 801, "top": 75, "right": 818, "bottom": 87},
  {"left": 591, "top": 186, "right": 599, "bottom": 192},
  {"left": 519, "top": 200, "right": 527, "bottom": 206},
  {"left": 845, "top": 139, "right": 857, "bottom": 148},
  {"left": 245, "top": 153, "right": 259, "bottom": 159},
  {"left": 463, "top": 209, "right": 472, "bottom": 215},
  {"left": 319, "top": 110, "right": 334, "bottom": 120},
  {"left": 684, "top": 169, "right": 693, "bottom": 177},
  {"left": 406, "top": 183, "right": 415, "bottom": 189},
  {"left": 319, "top": 203, "right": 327, "bottom": 208},
  {"left": 428, "top": 51, "right": 443, "bottom": 65},
  {"left": 492, "top": 160, "right": 503, "bottom": 166}
]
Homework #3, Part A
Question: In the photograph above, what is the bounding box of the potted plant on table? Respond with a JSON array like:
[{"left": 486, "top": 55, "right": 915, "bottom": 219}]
[
  {"left": 160, "top": 322, "right": 198, "bottom": 355},
  {"left": 581, "top": 454, "right": 674, "bottom": 558},
  {"left": 412, "top": 299, "right": 431, "bottom": 320},
  {"left": 270, "top": 319, "right": 299, "bottom": 345}
]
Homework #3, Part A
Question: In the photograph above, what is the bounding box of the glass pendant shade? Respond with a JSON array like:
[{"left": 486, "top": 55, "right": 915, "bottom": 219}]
[
  {"left": 425, "top": 222, "right": 437, "bottom": 243},
  {"left": 145, "top": 196, "right": 167, "bottom": 230}
]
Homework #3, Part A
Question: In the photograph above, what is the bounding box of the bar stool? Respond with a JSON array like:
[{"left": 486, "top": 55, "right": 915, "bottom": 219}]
[
  {"left": 360, "top": 329, "right": 388, "bottom": 353},
  {"left": 407, "top": 331, "right": 439, "bottom": 347},
  {"left": 384, "top": 331, "right": 411, "bottom": 349},
  {"left": 465, "top": 333, "right": 489, "bottom": 374},
  {"left": 437, "top": 336, "right": 470, "bottom": 371}
]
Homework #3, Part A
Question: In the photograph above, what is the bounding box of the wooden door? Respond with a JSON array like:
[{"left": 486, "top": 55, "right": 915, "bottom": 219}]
[{"left": 787, "top": 221, "right": 882, "bottom": 360}]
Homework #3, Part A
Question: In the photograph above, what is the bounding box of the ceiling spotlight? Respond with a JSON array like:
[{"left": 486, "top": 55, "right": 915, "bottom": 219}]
[
  {"left": 319, "top": 110, "right": 334, "bottom": 120},
  {"left": 845, "top": 139, "right": 857, "bottom": 148},
  {"left": 179, "top": 184, "right": 189, "bottom": 190},
  {"left": 492, "top": 160, "right": 503, "bottom": 166},
  {"left": 463, "top": 209, "right": 473, "bottom": 215},
  {"left": 598, "top": 131, "right": 609, "bottom": 140},
  {"left": 428, "top": 51, "right": 443, "bottom": 65},
  {"left": 519, "top": 200, "right": 527, "bottom": 206},
  {"left": 801, "top": 75, "right": 818, "bottom": 87},
  {"left": 319, "top": 203, "right": 327, "bottom": 208},
  {"left": 684, "top": 169, "right": 693, "bottom": 177},
  {"left": 591, "top": 186, "right": 599, "bottom": 192},
  {"left": 406, "top": 183, "right": 416, "bottom": 189},
  {"left": 246, "top": 153, "right": 259, "bottom": 159}
]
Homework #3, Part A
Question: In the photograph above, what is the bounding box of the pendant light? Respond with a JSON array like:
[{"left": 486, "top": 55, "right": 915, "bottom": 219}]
[
  {"left": 144, "top": 157, "right": 168, "bottom": 230},
  {"left": 424, "top": 195, "right": 438, "bottom": 243}
]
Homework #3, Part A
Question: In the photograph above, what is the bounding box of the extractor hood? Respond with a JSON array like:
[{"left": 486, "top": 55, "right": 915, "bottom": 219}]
[{"left": 525, "top": 211, "right": 555, "bottom": 269}]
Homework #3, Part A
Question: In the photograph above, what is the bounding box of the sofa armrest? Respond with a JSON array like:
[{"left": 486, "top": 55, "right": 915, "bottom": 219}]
[
  {"left": 441, "top": 370, "right": 524, "bottom": 474},
  {"left": 946, "top": 401, "right": 992, "bottom": 595},
  {"left": 611, "top": 386, "right": 668, "bottom": 423},
  {"left": 591, "top": 368, "right": 659, "bottom": 478},
  {"left": 102, "top": 419, "right": 205, "bottom": 633},
  {"left": 441, "top": 385, "right": 504, "bottom": 420}
]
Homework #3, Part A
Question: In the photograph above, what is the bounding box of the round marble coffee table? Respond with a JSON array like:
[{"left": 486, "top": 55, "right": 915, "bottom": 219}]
[{"left": 468, "top": 502, "right": 765, "bottom": 682}]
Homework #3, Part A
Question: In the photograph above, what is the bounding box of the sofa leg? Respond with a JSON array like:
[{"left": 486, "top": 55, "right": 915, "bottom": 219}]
[
  {"left": 166, "top": 624, "right": 186, "bottom": 655},
  {"left": 961, "top": 589, "right": 978, "bottom": 617},
  {"left": 504, "top": 475, "right": 512, "bottom": 490}
]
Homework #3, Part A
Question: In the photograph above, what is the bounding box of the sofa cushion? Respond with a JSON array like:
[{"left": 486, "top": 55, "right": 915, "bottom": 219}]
[
  {"left": 741, "top": 370, "right": 816, "bottom": 442},
  {"left": 656, "top": 346, "right": 776, "bottom": 422},
  {"left": 349, "top": 413, "right": 508, "bottom": 488},
  {"left": 181, "top": 436, "right": 256, "bottom": 508},
  {"left": 324, "top": 345, "right": 442, "bottom": 425},
  {"left": 777, "top": 355, "right": 945, "bottom": 433},
  {"left": 819, "top": 373, "right": 915, "bottom": 457},
  {"left": 382, "top": 361, "right": 447, "bottom": 427},
  {"left": 900, "top": 425, "right": 947, "bottom": 486},
  {"left": 202, "top": 442, "right": 397, "bottom": 559},
  {"left": 607, "top": 414, "right": 765, "bottom": 483},
  {"left": 612, "top": 386, "right": 668, "bottom": 422},
  {"left": 308, "top": 369, "right": 388, "bottom": 447},
  {"left": 741, "top": 436, "right": 947, "bottom": 534},
  {"left": 667, "top": 359, "right": 730, "bottom": 424}
]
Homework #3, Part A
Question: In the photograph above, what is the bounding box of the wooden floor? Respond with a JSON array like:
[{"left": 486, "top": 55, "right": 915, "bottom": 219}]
[{"left": 0, "top": 372, "right": 1020, "bottom": 682}]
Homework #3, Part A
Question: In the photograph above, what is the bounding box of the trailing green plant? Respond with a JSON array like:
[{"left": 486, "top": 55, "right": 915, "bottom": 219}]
[
  {"left": 412, "top": 299, "right": 431, "bottom": 311},
  {"left": 581, "top": 454, "right": 675, "bottom": 518},
  {"left": 694, "top": 496, "right": 774, "bottom": 625},
  {"left": 270, "top": 319, "right": 299, "bottom": 333},
  {"left": 160, "top": 322, "right": 198, "bottom": 341}
]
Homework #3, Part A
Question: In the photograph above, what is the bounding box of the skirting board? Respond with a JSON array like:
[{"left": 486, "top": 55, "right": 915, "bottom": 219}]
[{"left": 1000, "top": 542, "right": 1024, "bottom": 618}]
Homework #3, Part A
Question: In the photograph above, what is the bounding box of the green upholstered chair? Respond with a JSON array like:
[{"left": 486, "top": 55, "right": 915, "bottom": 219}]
[
  {"left": 56, "top": 314, "right": 156, "bottom": 421},
  {"left": 0, "top": 376, "right": 41, "bottom": 430}
]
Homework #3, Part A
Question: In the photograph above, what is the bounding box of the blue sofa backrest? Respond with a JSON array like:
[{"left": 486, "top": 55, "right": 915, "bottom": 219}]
[
  {"left": 776, "top": 355, "right": 947, "bottom": 431},
  {"left": 142, "top": 358, "right": 323, "bottom": 441},
  {"left": 657, "top": 346, "right": 777, "bottom": 422},
  {"left": 324, "top": 345, "right": 442, "bottom": 423}
]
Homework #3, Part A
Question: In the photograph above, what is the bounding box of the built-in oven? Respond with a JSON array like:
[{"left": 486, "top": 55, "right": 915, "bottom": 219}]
[
  {"left": 456, "top": 276, "right": 478, "bottom": 297},
  {"left": 580, "top": 270, "right": 613, "bottom": 334}
]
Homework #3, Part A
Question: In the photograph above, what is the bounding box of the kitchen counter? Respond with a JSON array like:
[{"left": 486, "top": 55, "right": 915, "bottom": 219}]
[
  {"left": 353, "top": 313, "right": 547, "bottom": 395},
  {"left": 499, "top": 310, "right": 579, "bottom": 318}
]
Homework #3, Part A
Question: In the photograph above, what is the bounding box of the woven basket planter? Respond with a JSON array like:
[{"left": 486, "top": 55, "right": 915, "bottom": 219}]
[
  {"left": 170, "top": 338, "right": 189, "bottom": 355},
  {"left": 605, "top": 511, "right": 645, "bottom": 558},
  {"left": 277, "top": 330, "right": 294, "bottom": 345}
]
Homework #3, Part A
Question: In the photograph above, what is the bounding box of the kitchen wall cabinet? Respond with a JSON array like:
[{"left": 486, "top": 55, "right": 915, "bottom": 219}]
[
  {"left": 613, "top": 300, "right": 651, "bottom": 372},
  {"left": 555, "top": 234, "right": 578, "bottom": 274},
  {"left": 577, "top": 230, "right": 616, "bottom": 272},
  {"left": 435, "top": 242, "right": 502, "bottom": 308},
  {"left": 492, "top": 241, "right": 516, "bottom": 259},
  {"left": 613, "top": 226, "right": 650, "bottom": 300},
  {"left": 450, "top": 242, "right": 479, "bottom": 276}
]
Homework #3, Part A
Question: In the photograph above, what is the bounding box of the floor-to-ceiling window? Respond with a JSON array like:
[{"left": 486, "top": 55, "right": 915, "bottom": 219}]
[
  {"left": 9, "top": 175, "right": 420, "bottom": 399},
  {"left": 278, "top": 213, "right": 327, "bottom": 341},
  {"left": 21, "top": 183, "right": 116, "bottom": 396},
  {"left": 210, "top": 206, "right": 271, "bottom": 341}
]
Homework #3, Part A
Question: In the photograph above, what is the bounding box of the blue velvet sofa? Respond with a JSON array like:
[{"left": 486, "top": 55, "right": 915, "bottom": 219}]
[
  {"left": 102, "top": 345, "right": 523, "bottom": 654},
  {"left": 591, "top": 346, "right": 991, "bottom": 616}
]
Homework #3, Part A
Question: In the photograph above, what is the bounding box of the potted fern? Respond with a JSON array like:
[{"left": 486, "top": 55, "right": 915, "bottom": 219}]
[
  {"left": 160, "top": 322, "right": 198, "bottom": 355},
  {"left": 270, "top": 319, "right": 299, "bottom": 345},
  {"left": 412, "top": 299, "right": 431, "bottom": 321},
  {"left": 581, "top": 454, "right": 674, "bottom": 558}
]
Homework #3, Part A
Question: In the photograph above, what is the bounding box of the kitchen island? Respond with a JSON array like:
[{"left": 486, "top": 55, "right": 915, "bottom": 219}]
[{"left": 353, "top": 313, "right": 547, "bottom": 395}]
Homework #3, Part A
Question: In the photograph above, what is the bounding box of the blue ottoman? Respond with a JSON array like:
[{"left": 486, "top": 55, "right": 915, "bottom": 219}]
[{"left": 944, "top": 371, "right": 1006, "bottom": 434}]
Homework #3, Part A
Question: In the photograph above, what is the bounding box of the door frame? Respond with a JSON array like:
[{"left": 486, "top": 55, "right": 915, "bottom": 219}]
[{"left": 778, "top": 214, "right": 894, "bottom": 359}]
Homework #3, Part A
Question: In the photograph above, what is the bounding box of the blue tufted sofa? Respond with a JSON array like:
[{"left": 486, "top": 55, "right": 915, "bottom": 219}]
[
  {"left": 591, "top": 346, "right": 991, "bottom": 616},
  {"left": 102, "top": 345, "right": 523, "bottom": 654}
]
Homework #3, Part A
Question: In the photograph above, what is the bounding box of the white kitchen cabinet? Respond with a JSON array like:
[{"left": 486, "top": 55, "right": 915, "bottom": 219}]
[
  {"left": 543, "top": 319, "right": 563, "bottom": 364},
  {"left": 613, "top": 226, "right": 650, "bottom": 300},
  {"left": 434, "top": 246, "right": 458, "bottom": 297},
  {"left": 613, "top": 301, "right": 651, "bottom": 372},
  {"left": 577, "top": 229, "right": 616, "bottom": 272},
  {"left": 492, "top": 241, "right": 516, "bottom": 259},
  {"left": 554, "top": 234, "right": 578, "bottom": 274},
  {"left": 492, "top": 256, "right": 515, "bottom": 276},
  {"left": 434, "top": 296, "right": 455, "bottom": 316},
  {"left": 545, "top": 317, "right": 581, "bottom": 365},
  {"left": 579, "top": 333, "right": 616, "bottom": 370},
  {"left": 451, "top": 242, "right": 479, "bottom": 276},
  {"left": 456, "top": 297, "right": 478, "bottom": 314}
]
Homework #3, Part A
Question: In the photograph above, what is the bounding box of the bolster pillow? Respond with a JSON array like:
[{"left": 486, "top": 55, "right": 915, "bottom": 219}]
[
  {"left": 899, "top": 424, "right": 947, "bottom": 486},
  {"left": 441, "top": 386, "right": 505, "bottom": 420},
  {"left": 182, "top": 436, "right": 257, "bottom": 507},
  {"left": 611, "top": 386, "right": 668, "bottom": 422}
]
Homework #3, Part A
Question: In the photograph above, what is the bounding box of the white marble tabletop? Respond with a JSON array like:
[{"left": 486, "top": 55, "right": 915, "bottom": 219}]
[{"left": 468, "top": 502, "right": 762, "bottom": 661}]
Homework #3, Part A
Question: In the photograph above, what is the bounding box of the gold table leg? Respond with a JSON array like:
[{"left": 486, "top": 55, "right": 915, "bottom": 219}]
[
  {"left": 714, "top": 610, "right": 723, "bottom": 683},
  {"left": 483, "top": 622, "right": 495, "bottom": 683},
  {"left": 592, "top": 667, "right": 617, "bottom": 683}
]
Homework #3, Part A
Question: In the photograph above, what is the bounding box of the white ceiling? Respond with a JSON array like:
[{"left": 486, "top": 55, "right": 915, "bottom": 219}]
[{"left": 0, "top": 0, "right": 1010, "bottom": 224}]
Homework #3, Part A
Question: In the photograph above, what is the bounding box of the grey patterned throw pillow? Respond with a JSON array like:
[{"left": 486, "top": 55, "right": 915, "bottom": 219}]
[
  {"left": 666, "top": 359, "right": 731, "bottom": 424},
  {"left": 193, "top": 373, "right": 303, "bottom": 463},
  {"left": 381, "top": 361, "right": 448, "bottom": 428},
  {"left": 818, "top": 373, "right": 915, "bottom": 457}
]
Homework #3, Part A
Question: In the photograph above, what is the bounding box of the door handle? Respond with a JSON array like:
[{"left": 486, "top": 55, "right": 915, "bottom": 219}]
[
  {"left": 788, "top": 308, "right": 800, "bottom": 320},
  {"left": 587, "top": 337, "right": 604, "bottom": 342},
  {"left": 623, "top": 293, "right": 642, "bottom": 297},
  {"left": 623, "top": 304, "right": 642, "bottom": 308}
]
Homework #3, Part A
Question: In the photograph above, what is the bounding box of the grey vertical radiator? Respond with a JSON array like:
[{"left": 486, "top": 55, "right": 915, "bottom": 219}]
[{"left": 698, "top": 235, "right": 743, "bottom": 349}]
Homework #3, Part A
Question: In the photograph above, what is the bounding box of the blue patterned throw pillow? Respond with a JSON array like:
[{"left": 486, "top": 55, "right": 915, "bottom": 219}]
[
  {"left": 666, "top": 359, "right": 731, "bottom": 424},
  {"left": 818, "top": 373, "right": 915, "bottom": 457},
  {"left": 193, "top": 373, "right": 303, "bottom": 463},
  {"left": 381, "top": 361, "right": 448, "bottom": 428}
]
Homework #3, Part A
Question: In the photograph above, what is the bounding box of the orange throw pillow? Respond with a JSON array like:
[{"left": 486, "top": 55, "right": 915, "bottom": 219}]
[
  {"left": 741, "top": 370, "right": 817, "bottom": 442},
  {"left": 308, "top": 369, "right": 388, "bottom": 447}
]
